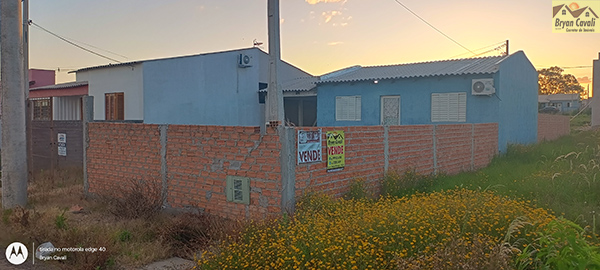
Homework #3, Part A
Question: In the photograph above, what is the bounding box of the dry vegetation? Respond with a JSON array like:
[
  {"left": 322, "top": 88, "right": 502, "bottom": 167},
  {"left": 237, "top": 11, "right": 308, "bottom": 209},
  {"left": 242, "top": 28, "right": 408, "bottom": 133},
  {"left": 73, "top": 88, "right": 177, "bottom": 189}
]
[{"left": 0, "top": 168, "right": 242, "bottom": 270}]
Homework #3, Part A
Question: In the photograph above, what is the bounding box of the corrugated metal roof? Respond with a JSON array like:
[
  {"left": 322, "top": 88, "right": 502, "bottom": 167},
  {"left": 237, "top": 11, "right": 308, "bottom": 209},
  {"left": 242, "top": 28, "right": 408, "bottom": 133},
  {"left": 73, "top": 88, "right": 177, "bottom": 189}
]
[
  {"left": 318, "top": 55, "right": 507, "bottom": 84},
  {"left": 538, "top": 94, "right": 580, "bottom": 103},
  {"left": 259, "top": 76, "right": 318, "bottom": 92},
  {"left": 30, "top": 81, "right": 88, "bottom": 91},
  {"left": 70, "top": 61, "right": 142, "bottom": 73}
]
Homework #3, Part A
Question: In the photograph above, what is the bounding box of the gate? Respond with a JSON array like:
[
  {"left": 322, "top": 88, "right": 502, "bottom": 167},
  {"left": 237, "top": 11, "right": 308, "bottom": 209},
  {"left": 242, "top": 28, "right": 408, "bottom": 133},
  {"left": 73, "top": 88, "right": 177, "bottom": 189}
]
[{"left": 31, "top": 120, "right": 83, "bottom": 173}]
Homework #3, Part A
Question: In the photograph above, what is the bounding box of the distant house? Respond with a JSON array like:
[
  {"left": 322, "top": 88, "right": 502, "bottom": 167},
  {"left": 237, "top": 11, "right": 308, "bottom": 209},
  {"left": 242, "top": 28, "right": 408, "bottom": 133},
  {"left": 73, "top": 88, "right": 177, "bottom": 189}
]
[
  {"left": 30, "top": 80, "right": 89, "bottom": 121},
  {"left": 315, "top": 51, "right": 538, "bottom": 153},
  {"left": 538, "top": 94, "right": 581, "bottom": 113},
  {"left": 72, "top": 47, "right": 316, "bottom": 126}
]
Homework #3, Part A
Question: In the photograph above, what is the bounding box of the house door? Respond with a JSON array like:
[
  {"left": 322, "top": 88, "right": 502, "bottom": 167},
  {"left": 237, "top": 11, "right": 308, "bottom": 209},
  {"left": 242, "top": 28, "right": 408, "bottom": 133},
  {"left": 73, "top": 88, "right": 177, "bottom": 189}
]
[{"left": 381, "top": 96, "right": 401, "bottom": 125}]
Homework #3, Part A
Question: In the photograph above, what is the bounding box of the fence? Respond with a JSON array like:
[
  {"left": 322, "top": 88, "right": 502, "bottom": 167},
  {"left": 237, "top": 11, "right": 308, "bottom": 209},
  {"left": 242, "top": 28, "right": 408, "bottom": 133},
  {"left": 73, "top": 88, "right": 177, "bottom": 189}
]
[
  {"left": 538, "top": 113, "right": 570, "bottom": 142},
  {"left": 31, "top": 120, "right": 83, "bottom": 173},
  {"left": 85, "top": 122, "right": 498, "bottom": 219}
]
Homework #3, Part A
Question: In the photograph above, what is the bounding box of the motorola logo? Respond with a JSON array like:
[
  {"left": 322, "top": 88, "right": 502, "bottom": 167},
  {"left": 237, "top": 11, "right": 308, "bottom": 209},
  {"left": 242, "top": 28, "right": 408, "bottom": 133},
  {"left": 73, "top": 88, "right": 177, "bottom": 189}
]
[{"left": 5, "top": 242, "right": 28, "bottom": 265}]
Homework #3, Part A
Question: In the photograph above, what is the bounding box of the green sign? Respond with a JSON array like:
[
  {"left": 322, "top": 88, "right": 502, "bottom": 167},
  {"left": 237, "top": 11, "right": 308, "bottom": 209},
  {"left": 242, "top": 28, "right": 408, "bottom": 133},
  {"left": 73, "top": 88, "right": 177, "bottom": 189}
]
[{"left": 326, "top": 130, "right": 345, "bottom": 172}]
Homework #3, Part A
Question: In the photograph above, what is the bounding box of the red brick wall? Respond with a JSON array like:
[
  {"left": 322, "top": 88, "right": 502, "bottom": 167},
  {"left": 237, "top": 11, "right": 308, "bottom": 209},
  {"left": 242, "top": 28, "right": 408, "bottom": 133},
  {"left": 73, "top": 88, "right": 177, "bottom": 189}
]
[
  {"left": 87, "top": 123, "right": 282, "bottom": 219},
  {"left": 295, "top": 123, "right": 498, "bottom": 198},
  {"left": 166, "top": 125, "right": 281, "bottom": 219},
  {"left": 295, "top": 126, "right": 386, "bottom": 198},
  {"left": 87, "top": 123, "right": 162, "bottom": 193},
  {"left": 87, "top": 122, "right": 498, "bottom": 219},
  {"left": 538, "top": 114, "right": 570, "bottom": 142}
]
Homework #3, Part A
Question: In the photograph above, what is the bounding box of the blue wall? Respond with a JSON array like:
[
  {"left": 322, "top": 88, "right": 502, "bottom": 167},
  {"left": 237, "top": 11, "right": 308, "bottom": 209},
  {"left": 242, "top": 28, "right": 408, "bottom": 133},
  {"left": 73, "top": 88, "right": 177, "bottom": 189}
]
[
  {"left": 317, "top": 74, "right": 500, "bottom": 126},
  {"left": 142, "top": 49, "right": 262, "bottom": 126},
  {"left": 317, "top": 51, "right": 539, "bottom": 153},
  {"left": 497, "top": 51, "right": 538, "bottom": 152}
]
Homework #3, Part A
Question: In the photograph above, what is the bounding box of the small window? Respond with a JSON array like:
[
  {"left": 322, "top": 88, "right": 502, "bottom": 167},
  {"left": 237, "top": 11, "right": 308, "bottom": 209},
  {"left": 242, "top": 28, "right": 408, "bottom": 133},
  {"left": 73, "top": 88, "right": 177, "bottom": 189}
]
[
  {"left": 567, "top": 102, "right": 571, "bottom": 108},
  {"left": 562, "top": 10, "right": 566, "bottom": 15},
  {"left": 32, "top": 98, "right": 52, "bottom": 120},
  {"left": 105, "top": 92, "right": 124, "bottom": 120},
  {"left": 431, "top": 92, "right": 466, "bottom": 122},
  {"left": 226, "top": 176, "right": 250, "bottom": 204},
  {"left": 335, "top": 96, "right": 361, "bottom": 121}
]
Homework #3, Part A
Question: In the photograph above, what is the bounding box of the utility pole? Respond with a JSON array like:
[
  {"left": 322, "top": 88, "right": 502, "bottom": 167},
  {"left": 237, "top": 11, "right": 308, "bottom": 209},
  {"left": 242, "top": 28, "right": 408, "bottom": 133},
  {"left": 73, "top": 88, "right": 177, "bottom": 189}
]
[
  {"left": 23, "top": 0, "right": 32, "bottom": 181},
  {"left": 592, "top": 53, "right": 600, "bottom": 127},
  {"left": 1, "top": 0, "right": 28, "bottom": 208},
  {"left": 266, "top": 0, "right": 284, "bottom": 126}
]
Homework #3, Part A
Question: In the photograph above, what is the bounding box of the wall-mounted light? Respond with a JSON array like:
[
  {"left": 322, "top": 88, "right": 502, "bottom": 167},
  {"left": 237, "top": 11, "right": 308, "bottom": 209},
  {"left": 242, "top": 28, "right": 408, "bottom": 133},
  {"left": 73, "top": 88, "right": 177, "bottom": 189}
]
[{"left": 373, "top": 80, "right": 379, "bottom": 84}]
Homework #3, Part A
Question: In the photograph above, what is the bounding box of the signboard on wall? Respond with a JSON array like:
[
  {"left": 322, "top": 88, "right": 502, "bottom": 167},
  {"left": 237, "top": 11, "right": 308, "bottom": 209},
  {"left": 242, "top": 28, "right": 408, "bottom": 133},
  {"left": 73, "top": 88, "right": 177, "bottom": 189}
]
[
  {"left": 298, "top": 129, "right": 322, "bottom": 164},
  {"left": 326, "top": 130, "right": 345, "bottom": 172},
  {"left": 57, "top": 133, "right": 67, "bottom": 156}
]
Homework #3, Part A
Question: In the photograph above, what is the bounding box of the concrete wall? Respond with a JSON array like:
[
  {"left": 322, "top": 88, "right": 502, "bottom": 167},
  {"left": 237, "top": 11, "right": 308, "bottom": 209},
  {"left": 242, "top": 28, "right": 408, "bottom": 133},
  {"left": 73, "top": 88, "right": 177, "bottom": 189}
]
[
  {"left": 76, "top": 63, "right": 144, "bottom": 121},
  {"left": 538, "top": 114, "right": 570, "bottom": 142},
  {"left": 86, "top": 122, "right": 498, "bottom": 219},
  {"left": 29, "top": 69, "right": 55, "bottom": 88},
  {"left": 142, "top": 49, "right": 262, "bottom": 126}
]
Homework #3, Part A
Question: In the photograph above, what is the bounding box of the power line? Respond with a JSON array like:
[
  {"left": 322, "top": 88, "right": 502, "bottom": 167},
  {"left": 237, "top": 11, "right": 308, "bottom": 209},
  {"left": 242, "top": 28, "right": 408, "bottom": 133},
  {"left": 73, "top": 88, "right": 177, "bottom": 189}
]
[
  {"left": 391, "top": 0, "right": 476, "bottom": 56},
  {"left": 450, "top": 41, "right": 506, "bottom": 59},
  {"left": 30, "top": 20, "right": 123, "bottom": 63}
]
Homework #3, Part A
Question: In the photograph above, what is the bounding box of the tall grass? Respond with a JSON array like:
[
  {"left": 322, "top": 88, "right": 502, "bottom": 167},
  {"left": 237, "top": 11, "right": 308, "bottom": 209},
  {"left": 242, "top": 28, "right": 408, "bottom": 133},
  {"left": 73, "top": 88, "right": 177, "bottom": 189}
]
[{"left": 426, "top": 129, "right": 600, "bottom": 231}]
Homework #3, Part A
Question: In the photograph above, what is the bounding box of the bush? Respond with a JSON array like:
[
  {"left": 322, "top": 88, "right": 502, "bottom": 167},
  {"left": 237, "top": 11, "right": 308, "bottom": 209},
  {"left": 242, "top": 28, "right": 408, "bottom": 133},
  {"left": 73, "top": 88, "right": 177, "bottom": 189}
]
[
  {"left": 197, "top": 189, "right": 554, "bottom": 269},
  {"left": 343, "top": 178, "right": 372, "bottom": 200},
  {"left": 100, "top": 178, "right": 165, "bottom": 220},
  {"left": 381, "top": 170, "right": 436, "bottom": 197}
]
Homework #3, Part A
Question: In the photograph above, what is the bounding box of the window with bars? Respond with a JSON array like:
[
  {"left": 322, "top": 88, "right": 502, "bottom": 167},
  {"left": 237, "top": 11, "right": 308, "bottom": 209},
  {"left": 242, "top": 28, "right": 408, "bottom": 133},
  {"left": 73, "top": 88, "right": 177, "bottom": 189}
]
[
  {"left": 105, "top": 92, "right": 124, "bottom": 120},
  {"left": 381, "top": 96, "right": 401, "bottom": 125},
  {"left": 226, "top": 176, "right": 250, "bottom": 205},
  {"left": 32, "top": 98, "right": 52, "bottom": 120},
  {"left": 335, "top": 96, "right": 361, "bottom": 121},
  {"left": 431, "top": 92, "right": 466, "bottom": 122}
]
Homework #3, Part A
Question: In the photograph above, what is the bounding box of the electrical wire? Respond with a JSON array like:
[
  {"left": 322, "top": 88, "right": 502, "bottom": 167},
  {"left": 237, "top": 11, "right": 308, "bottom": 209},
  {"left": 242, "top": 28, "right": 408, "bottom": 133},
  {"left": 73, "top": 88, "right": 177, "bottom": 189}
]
[
  {"left": 449, "top": 41, "right": 506, "bottom": 59},
  {"left": 30, "top": 21, "right": 123, "bottom": 63},
  {"left": 391, "top": 0, "right": 476, "bottom": 56}
]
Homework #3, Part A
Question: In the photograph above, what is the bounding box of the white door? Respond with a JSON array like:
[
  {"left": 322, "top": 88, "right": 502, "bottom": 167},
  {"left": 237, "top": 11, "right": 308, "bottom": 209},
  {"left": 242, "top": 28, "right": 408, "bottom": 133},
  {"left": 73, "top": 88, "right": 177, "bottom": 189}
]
[{"left": 381, "top": 96, "right": 401, "bottom": 125}]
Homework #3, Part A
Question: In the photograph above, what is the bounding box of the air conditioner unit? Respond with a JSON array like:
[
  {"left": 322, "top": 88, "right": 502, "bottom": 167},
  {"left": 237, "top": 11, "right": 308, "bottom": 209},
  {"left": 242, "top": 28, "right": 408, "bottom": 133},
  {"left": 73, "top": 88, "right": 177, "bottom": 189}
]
[
  {"left": 238, "top": 54, "right": 252, "bottom": 68},
  {"left": 471, "top": 79, "right": 495, "bottom": 96}
]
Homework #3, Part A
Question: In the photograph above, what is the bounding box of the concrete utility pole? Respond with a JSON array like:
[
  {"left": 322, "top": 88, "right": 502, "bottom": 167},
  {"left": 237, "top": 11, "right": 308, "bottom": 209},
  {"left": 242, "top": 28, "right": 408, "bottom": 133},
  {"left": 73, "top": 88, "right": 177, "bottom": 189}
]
[
  {"left": 266, "top": 0, "right": 284, "bottom": 126},
  {"left": 1, "top": 0, "right": 28, "bottom": 208},
  {"left": 592, "top": 53, "right": 600, "bottom": 127},
  {"left": 23, "top": 0, "right": 32, "bottom": 181}
]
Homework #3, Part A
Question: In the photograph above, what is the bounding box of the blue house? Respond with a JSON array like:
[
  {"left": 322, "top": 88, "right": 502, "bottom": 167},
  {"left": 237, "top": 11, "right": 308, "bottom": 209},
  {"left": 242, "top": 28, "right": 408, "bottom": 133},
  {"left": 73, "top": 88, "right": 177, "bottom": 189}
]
[
  {"left": 316, "top": 51, "right": 538, "bottom": 152},
  {"left": 538, "top": 94, "right": 581, "bottom": 113}
]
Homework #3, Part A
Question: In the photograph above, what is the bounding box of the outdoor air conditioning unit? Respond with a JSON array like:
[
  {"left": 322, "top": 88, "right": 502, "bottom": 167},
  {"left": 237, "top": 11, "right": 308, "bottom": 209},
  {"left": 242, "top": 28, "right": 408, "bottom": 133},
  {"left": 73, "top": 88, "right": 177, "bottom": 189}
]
[
  {"left": 238, "top": 54, "right": 252, "bottom": 68},
  {"left": 471, "top": 79, "right": 495, "bottom": 96}
]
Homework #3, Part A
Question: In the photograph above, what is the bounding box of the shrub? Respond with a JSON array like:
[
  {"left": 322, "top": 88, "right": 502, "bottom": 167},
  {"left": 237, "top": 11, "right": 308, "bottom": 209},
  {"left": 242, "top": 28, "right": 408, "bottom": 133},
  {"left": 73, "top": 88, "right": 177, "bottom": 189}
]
[
  {"left": 381, "top": 169, "right": 435, "bottom": 197},
  {"left": 343, "top": 178, "right": 372, "bottom": 200},
  {"left": 100, "top": 178, "right": 165, "bottom": 220},
  {"left": 197, "top": 189, "right": 554, "bottom": 269}
]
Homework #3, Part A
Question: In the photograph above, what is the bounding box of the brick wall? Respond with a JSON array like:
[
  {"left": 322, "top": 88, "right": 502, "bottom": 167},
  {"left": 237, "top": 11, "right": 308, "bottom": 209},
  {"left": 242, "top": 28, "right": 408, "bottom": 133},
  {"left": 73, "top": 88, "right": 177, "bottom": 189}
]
[
  {"left": 86, "top": 123, "right": 162, "bottom": 193},
  {"left": 538, "top": 114, "right": 570, "bottom": 142},
  {"left": 166, "top": 125, "right": 281, "bottom": 219},
  {"left": 294, "top": 123, "right": 498, "bottom": 198},
  {"left": 86, "top": 123, "right": 282, "bottom": 219},
  {"left": 87, "top": 122, "right": 498, "bottom": 219}
]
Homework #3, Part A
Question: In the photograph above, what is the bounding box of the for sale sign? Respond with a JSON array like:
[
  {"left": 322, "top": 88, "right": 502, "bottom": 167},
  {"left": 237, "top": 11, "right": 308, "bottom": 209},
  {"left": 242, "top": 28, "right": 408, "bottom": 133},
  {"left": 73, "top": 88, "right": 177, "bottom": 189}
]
[
  {"left": 297, "top": 130, "right": 322, "bottom": 164},
  {"left": 326, "top": 130, "right": 345, "bottom": 172}
]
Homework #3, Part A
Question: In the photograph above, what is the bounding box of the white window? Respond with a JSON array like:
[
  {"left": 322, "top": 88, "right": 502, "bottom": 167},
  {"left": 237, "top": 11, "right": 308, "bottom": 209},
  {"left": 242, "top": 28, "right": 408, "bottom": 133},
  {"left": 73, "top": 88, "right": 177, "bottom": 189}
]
[
  {"left": 431, "top": 92, "right": 466, "bottom": 122},
  {"left": 336, "top": 96, "right": 361, "bottom": 121}
]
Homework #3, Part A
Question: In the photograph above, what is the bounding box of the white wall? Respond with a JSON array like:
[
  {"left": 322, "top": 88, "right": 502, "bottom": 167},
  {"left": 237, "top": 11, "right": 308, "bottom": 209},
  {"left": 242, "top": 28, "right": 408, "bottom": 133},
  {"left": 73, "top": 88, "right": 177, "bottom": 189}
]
[
  {"left": 75, "top": 63, "right": 143, "bottom": 121},
  {"left": 53, "top": 96, "right": 81, "bottom": 120}
]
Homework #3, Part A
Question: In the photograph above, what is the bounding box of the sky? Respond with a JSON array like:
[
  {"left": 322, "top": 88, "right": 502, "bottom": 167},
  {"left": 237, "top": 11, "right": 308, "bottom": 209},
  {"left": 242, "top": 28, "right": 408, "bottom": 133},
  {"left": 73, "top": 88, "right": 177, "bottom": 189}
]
[{"left": 28, "top": 0, "right": 599, "bottom": 95}]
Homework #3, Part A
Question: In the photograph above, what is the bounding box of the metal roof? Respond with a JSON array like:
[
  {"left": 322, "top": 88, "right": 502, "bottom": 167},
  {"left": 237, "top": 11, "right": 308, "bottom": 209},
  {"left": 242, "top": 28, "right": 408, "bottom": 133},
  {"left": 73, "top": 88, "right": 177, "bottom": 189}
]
[
  {"left": 318, "top": 55, "right": 508, "bottom": 84},
  {"left": 259, "top": 76, "right": 318, "bottom": 92},
  {"left": 30, "top": 81, "right": 88, "bottom": 91},
  {"left": 538, "top": 94, "right": 580, "bottom": 103},
  {"left": 70, "top": 62, "right": 142, "bottom": 73}
]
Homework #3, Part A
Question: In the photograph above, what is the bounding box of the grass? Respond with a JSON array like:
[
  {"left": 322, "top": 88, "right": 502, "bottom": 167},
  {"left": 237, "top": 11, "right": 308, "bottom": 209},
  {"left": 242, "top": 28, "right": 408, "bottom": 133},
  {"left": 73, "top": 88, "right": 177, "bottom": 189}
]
[
  {"left": 425, "top": 128, "right": 600, "bottom": 231},
  {"left": 0, "top": 168, "right": 243, "bottom": 270}
]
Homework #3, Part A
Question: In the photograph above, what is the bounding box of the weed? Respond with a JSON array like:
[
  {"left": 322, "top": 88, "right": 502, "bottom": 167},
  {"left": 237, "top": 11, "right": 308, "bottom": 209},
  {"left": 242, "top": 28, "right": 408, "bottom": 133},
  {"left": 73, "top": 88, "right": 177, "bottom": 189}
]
[
  {"left": 55, "top": 210, "right": 68, "bottom": 230},
  {"left": 381, "top": 169, "right": 435, "bottom": 197},
  {"left": 118, "top": 230, "right": 132, "bottom": 242},
  {"left": 99, "top": 178, "right": 165, "bottom": 220},
  {"left": 343, "top": 178, "right": 371, "bottom": 200}
]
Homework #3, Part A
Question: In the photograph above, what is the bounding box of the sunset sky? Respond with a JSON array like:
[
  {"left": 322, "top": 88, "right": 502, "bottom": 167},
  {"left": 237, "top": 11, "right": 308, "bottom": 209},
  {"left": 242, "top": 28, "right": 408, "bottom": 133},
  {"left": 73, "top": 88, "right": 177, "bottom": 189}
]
[{"left": 29, "top": 0, "right": 599, "bottom": 95}]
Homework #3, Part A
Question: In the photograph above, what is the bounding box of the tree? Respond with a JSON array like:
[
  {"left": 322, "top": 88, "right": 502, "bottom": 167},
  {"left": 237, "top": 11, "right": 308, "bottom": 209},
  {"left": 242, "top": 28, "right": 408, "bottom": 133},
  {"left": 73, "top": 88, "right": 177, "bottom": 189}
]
[{"left": 538, "top": 66, "right": 584, "bottom": 95}]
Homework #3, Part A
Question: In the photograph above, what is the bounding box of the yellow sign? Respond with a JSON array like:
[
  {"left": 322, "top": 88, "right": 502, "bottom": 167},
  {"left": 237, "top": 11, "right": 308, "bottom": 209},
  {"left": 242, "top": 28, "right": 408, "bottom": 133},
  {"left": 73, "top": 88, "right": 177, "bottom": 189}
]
[
  {"left": 552, "top": 1, "right": 600, "bottom": 33},
  {"left": 326, "top": 130, "right": 345, "bottom": 172}
]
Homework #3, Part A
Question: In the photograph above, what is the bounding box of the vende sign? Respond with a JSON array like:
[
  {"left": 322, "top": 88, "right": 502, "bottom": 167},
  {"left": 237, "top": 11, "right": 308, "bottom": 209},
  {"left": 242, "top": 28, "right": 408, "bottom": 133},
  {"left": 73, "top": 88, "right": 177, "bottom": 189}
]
[{"left": 297, "top": 130, "right": 322, "bottom": 164}]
